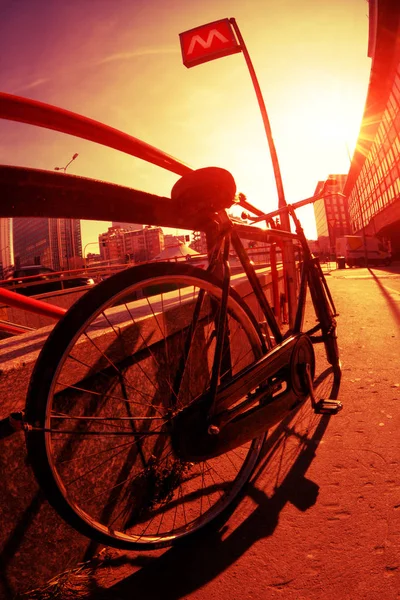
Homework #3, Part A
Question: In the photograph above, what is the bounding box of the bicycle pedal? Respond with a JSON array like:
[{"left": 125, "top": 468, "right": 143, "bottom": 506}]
[{"left": 313, "top": 399, "right": 343, "bottom": 415}]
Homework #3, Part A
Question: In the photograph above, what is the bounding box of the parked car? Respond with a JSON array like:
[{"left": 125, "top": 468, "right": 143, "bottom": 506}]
[{"left": 2, "top": 265, "right": 94, "bottom": 296}]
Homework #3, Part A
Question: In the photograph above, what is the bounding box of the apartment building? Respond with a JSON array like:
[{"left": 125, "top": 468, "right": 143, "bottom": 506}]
[{"left": 99, "top": 226, "right": 164, "bottom": 264}]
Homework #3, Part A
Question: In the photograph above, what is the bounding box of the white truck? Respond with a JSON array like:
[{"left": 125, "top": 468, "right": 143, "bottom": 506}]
[{"left": 335, "top": 235, "right": 391, "bottom": 268}]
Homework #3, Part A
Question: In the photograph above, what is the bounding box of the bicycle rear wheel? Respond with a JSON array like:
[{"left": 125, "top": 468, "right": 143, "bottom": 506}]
[{"left": 25, "top": 262, "right": 264, "bottom": 549}]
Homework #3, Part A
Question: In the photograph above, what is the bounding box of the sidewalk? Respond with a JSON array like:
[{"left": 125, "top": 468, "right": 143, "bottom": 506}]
[
  {"left": 328, "top": 260, "right": 400, "bottom": 279},
  {"left": 5, "top": 267, "right": 400, "bottom": 600},
  {"left": 102, "top": 268, "right": 400, "bottom": 599},
  {"left": 30, "top": 268, "right": 400, "bottom": 599}
]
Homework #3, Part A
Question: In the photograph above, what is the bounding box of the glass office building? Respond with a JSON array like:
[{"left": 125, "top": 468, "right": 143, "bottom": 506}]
[
  {"left": 344, "top": 0, "right": 400, "bottom": 257},
  {"left": 13, "top": 217, "right": 82, "bottom": 270},
  {"left": 0, "top": 218, "right": 13, "bottom": 278}
]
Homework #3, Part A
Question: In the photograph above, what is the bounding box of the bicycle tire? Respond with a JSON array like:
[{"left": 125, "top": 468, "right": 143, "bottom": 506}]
[
  {"left": 307, "top": 261, "right": 340, "bottom": 370},
  {"left": 25, "top": 262, "right": 265, "bottom": 549}
]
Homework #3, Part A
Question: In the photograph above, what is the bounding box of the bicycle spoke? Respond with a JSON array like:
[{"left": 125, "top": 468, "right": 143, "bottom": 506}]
[
  {"left": 28, "top": 264, "right": 263, "bottom": 547},
  {"left": 63, "top": 351, "right": 158, "bottom": 406},
  {"left": 54, "top": 382, "right": 158, "bottom": 410}
]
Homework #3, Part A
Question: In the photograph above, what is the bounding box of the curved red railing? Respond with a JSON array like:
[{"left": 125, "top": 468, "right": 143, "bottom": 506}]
[
  {"left": 0, "top": 92, "right": 287, "bottom": 335},
  {"left": 0, "top": 92, "right": 193, "bottom": 177},
  {"left": 0, "top": 287, "right": 66, "bottom": 319},
  {"left": 0, "top": 92, "right": 197, "bottom": 334}
]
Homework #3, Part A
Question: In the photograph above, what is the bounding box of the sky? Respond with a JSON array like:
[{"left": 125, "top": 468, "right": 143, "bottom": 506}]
[{"left": 0, "top": 0, "right": 372, "bottom": 252}]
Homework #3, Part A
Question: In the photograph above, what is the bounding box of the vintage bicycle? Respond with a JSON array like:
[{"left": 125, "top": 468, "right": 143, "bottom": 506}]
[
  {"left": 20, "top": 165, "right": 341, "bottom": 550},
  {"left": 0, "top": 92, "right": 341, "bottom": 551}
]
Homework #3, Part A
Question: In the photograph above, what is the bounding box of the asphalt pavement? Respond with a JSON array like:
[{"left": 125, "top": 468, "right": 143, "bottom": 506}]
[{"left": 20, "top": 263, "right": 400, "bottom": 600}]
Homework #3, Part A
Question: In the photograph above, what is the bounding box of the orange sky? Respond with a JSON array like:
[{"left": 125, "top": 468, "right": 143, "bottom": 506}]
[{"left": 0, "top": 0, "right": 371, "bottom": 250}]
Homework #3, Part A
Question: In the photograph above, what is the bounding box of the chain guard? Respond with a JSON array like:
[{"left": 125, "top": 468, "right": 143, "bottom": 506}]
[{"left": 173, "top": 334, "right": 315, "bottom": 461}]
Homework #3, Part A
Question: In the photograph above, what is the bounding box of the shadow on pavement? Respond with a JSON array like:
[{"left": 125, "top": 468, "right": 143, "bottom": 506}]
[
  {"left": 88, "top": 367, "right": 341, "bottom": 600},
  {"left": 368, "top": 267, "right": 400, "bottom": 325},
  {"left": 368, "top": 260, "right": 400, "bottom": 276}
]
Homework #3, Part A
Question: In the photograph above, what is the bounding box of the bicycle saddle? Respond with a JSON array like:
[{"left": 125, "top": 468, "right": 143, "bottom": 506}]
[{"left": 171, "top": 167, "right": 237, "bottom": 216}]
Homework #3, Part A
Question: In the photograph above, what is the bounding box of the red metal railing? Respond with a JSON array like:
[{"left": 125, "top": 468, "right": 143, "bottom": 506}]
[
  {"left": 0, "top": 92, "right": 192, "bottom": 177},
  {"left": 0, "top": 287, "right": 66, "bottom": 321},
  {"left": 0, "top": 92, "right": 287, "bottom": 336}
]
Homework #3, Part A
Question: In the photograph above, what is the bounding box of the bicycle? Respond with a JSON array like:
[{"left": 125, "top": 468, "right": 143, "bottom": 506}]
[{"left": 23, "top": 165, "right": 342, "bottom": 550}]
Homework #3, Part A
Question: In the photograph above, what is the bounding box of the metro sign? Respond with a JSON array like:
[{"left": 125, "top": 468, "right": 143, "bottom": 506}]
[{"left": 179, "top": 19, "right": 241, "bottom": 68}]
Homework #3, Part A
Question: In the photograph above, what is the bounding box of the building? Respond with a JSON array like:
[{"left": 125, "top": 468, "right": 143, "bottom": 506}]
[
  {"left": 56, "top": 218, "right": 83, "bottom": 270},
  {"left": 343, "top": 0, "right": 400, "bottom": 258},
  {"left": 164, "top": 233, "right": 191, "bottom": 247},
  {"left": 85, "top": 252, "right": 101, "bottom": 266},
  {"left": 99, "top": 227, "right": 125, "bottom": 264},
  {"left": 0, "top": 218, "right": 13, "bottom": 278},
  {"left": 313, "top": 175, "right": 350, "bottom": 256},
  {"left": 13, "top": 217, "right": 51, "bottom": 268},
  {"left": 112, "top": 222, "right": 144, "bottom": 230},
  {"left": 99, "top": 225, "right": 164, "bottom": 264},
  {"left": 124, "top": 226, "right": 164, "bottom": 262},
  {"left": 12, "top": 217, "right": 82, "bottom": 270},
  {"left": 191, "top": 230, "right": 208, "bottom": 254}
]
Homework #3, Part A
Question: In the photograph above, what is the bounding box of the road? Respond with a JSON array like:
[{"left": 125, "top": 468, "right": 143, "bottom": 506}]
[{"left": 22, "top": 263, "right": 400, "bottom": 600}]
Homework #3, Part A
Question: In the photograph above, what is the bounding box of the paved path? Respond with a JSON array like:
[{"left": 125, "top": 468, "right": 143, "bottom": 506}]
[{"left": 23, "top": 265, "right": 400, "bottom": 599}]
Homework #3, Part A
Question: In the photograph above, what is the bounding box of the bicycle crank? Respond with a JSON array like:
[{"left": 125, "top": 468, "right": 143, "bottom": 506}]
[
  {"left": 172, "top": 334, "right": 318, "bottom": 461},
  {"left": 303, "top": 363, "right": 343, "bottom": 415}
]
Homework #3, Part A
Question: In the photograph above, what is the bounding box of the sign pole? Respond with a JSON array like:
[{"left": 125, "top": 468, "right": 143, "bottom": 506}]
[
  {"left": 229, "top": 18, "right": 297, "bottom": 325},
  {"left": 229, "top": 19, "right": 286, "bottom": 217}
]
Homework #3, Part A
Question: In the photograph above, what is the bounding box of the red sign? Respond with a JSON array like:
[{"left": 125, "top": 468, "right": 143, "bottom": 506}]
[{"left": 179, "top": 19, "right": 241, "bottom": 68}]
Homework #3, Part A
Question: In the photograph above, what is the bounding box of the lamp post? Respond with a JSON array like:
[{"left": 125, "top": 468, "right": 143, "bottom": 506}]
[
  {"left": 83, "top": 241, "right": 99, "bottom": 269},
  {"left": 54, "top": 152, "right": 79, "bottom": 174},
  {"left": 54, "top": 153, "right": 79, "bottom": 270}
]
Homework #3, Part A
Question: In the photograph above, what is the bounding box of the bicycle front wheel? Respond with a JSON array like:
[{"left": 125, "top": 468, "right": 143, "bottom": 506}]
[
  {"left": 307, "top": 260, "right": 340, "bottom": 371},
  {"left": 26, "top": 262, "right": 264, "bottom": 549}
]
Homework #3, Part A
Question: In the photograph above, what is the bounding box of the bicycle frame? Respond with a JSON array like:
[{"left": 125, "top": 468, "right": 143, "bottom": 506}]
[
  {"left": 0, "top": 89, "right": 345, "bottom": 553},
  {"left": 206, "top": 199, "right": 336, "bottom": 342},
  {"left": 173, "top": 199, "right": 340, "bottom": 461},
  {"left": 0, "top": 93, "right": 340, "bottom": 445}
]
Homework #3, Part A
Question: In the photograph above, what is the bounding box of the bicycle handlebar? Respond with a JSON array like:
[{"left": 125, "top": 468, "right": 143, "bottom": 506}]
[{"left": 240, "top": 190, "right": 345, "bottom": 224}]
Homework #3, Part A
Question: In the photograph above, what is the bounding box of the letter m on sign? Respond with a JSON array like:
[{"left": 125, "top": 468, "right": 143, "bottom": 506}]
[{"left": 179, "top": 19, "right": 241, "bottom": 68}]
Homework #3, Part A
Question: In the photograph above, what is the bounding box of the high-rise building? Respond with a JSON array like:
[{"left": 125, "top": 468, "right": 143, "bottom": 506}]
[
  {"left": 13, "top": 217, "right": 52, "bottom": 268},
  {"left": 12, "top": 217, "right": 82, "bottom": 270},
  {"left": 56, "top": 218, "right": 83, "bottom": 270},
  {"left": 313, "top": 175, "right": 350, "bottom": 256},
  {"left": 343, "top": 0, "right": 400, "bottom": 258},
  {"left": 0, "top": 218, "right": 13, "bottom": 278}
]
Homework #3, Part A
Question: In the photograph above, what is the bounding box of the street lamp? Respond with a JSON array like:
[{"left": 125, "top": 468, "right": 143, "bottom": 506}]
[
  {"left": 54, "top": 152, "right": 79, "bottom": 173},
  {"left": 83, "top": 241, "right": 100, "bottom": 268},
  {"left": 54, "top": 153, "right": 79, "bottom": 271}
]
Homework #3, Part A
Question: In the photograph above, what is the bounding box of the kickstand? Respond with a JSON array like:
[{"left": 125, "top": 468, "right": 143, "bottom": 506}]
[{"left": 304, "top": 363, "right": 343, "bottom": 415}]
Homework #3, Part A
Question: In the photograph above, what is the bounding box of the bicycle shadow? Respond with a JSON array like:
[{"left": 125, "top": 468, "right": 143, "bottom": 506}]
[{"left": 92, "top": 365, "right": 340, "bottom": 600}]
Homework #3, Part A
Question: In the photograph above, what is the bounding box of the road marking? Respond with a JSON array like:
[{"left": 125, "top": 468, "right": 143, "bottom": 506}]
[{"left": 381, "top": 284, "right": 400, "bottom": 296}]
